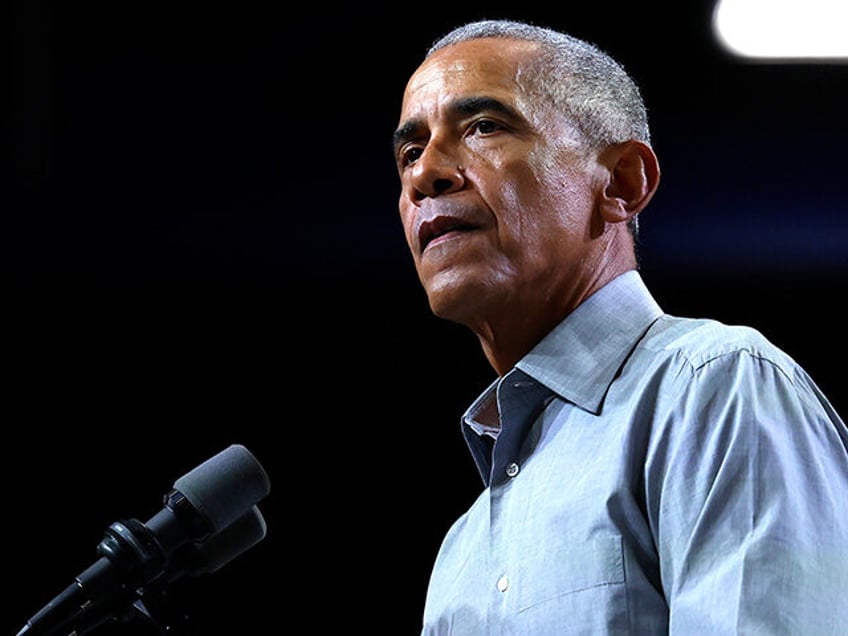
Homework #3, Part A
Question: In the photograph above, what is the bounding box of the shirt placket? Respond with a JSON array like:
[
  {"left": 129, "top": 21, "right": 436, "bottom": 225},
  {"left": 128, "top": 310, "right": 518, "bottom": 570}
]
[{"left": 487, "top": 371, "right": 553, "bottom": 631}]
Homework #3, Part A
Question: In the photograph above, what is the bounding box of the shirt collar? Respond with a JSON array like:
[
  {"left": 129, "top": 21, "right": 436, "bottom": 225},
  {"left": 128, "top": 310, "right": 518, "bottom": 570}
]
[
  {"left": 516, "top": 269, "right": 664, "bottom": 414},
  {"left": 464, "top": 269, "right": 664, "bottom": 427},
  {"left": 460, "top": 270, "right": 663, "bottom": 485}
]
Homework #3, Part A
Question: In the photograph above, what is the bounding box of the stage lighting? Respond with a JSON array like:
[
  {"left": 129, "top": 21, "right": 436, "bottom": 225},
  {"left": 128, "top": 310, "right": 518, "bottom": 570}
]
[{"left": 713, "top": 0, "right": 848, "bottom": 60}]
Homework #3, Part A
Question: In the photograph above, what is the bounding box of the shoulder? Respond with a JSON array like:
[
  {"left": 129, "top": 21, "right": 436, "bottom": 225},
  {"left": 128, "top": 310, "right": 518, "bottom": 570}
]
[
  {"left": 625, "top": 313, "right": 829, "bottom": 419},
  {"left": 627, "top": 314, "right": 845, "bottom": 430},
  {"left": 640, "top": 314, "right": 798, "bottom": 378}
]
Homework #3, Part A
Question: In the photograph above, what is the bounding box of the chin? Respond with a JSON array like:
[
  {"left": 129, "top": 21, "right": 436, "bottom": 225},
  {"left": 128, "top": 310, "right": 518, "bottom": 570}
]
[{"left": 424, "top": 276, "right": 492, "bottom": 327}]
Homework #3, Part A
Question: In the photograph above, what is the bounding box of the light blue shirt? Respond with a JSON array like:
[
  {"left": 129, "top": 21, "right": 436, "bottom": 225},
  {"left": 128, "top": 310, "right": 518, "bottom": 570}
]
[{"left": 421, "top": 270, "right": 848, "bottom": 635}]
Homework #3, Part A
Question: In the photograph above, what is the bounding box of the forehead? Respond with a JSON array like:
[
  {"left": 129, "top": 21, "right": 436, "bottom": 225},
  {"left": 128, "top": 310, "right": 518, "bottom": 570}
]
[{"left": 400, "top": 38, "right": 540, "bottom": 118}]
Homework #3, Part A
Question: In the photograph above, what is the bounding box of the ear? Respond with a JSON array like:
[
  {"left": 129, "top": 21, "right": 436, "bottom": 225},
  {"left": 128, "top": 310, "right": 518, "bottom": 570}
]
[{"left": 597, "top": 140, "right": 660, "bottom": 224}]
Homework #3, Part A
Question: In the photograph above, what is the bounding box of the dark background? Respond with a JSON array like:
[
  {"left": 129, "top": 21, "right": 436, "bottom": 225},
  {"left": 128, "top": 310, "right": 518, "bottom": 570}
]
[{"left": 7, "top": 1, "right": 847, "bottom": 633}]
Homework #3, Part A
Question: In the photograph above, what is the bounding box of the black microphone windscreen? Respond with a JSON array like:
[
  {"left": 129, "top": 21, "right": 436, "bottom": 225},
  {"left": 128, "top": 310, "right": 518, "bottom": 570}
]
[
  {"left": 187, "top": 505, "right": 268, "bottom": 576},
  {"left": 173, "top": 444, "right": 271, "bottom": 533}
]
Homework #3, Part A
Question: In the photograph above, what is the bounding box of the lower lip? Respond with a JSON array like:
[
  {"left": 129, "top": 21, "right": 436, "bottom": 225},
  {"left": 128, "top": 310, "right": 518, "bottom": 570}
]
[{"left": 423, "top": 230, "right": 466, "bottom": 253}]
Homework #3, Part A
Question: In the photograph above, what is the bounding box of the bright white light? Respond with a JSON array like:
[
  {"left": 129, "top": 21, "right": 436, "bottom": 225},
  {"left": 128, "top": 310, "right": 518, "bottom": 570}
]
[{"left": 713, "top": 0, "right": 848, "bottom": 60}]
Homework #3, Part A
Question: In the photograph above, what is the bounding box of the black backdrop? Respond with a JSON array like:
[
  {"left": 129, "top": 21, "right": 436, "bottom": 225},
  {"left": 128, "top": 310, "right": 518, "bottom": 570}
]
[{"left": 7, "top": 1, "right": 848, "bottom": 633}]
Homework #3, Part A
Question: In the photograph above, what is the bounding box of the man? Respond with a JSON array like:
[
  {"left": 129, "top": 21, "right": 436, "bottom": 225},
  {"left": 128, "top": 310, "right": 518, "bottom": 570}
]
[{"left": 392, "top": 19, "right": 848, "bottom": 635}]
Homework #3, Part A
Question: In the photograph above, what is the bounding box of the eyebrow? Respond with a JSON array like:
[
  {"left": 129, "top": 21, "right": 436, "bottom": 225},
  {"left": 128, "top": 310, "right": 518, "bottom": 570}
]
[{"left": 392, "top": 95, "right": 519, "bottom": 156}]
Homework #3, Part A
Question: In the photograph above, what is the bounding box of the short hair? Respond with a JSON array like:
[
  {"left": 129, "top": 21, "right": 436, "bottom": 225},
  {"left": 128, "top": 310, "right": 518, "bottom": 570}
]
[{"left": 427, "top": 19, "right": 651, "bottom": 149}]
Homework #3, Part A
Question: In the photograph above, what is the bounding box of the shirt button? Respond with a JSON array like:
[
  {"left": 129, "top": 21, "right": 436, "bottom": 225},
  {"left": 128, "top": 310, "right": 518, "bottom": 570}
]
[
  {"left": 497, "top": 575, "right": 509, "bottom": 592},
  {"left": 505, "top": 462, "right": 520, "bottom": 478}
]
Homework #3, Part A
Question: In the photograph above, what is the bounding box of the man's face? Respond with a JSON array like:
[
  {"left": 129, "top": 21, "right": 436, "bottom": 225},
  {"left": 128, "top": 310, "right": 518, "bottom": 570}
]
[{"left": 394, "top": 38, "right": 603, "bottom": 328}]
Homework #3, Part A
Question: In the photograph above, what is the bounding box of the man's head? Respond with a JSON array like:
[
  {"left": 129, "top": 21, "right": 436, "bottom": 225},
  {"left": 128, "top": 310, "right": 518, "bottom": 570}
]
[
  {"left": 393, "top": 20, "right": 660, "bottom": 372},
  {"left": 427, "top": 20, "right": 652, "bottom": 151}
]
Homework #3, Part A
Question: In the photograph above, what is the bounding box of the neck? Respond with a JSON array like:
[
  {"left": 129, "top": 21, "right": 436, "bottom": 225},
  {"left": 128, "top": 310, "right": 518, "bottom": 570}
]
[{"left": 474, "top": 264, "right": 636, "bottom": 376}]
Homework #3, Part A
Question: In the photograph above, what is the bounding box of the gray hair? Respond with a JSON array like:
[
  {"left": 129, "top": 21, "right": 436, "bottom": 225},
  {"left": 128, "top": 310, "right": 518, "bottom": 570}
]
[
  {"left": 426, "top": 19, "right": 650, "bottom": 240},
  {"left": 427, "top": 19, "right": 651, "bottom": 150}
]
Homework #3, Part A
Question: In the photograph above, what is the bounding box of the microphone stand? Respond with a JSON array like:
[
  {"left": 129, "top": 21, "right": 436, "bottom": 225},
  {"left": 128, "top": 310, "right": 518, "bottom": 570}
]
[
  {"left": 125, "top": 582, "right": 195, "bottom": 635},
  {"left": 46, "top": 580, "right": 195, "bottom": 636}
]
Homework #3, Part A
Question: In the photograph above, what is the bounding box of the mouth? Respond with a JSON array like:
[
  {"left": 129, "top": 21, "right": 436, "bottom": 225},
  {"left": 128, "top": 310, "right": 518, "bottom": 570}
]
[{"left": 418, "top": 216, "right": 479, "bottom": 253}]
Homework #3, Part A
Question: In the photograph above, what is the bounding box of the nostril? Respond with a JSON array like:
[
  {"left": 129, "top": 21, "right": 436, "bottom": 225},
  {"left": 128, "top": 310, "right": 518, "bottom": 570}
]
[{"left": 433, "top": 178, "right": 453, "bottom": 195}]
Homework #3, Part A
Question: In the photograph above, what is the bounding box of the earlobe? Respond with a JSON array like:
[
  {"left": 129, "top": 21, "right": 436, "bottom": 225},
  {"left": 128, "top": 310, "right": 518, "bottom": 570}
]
[{"left": 599, "top": 140, "right": 660, "bottom": 224}]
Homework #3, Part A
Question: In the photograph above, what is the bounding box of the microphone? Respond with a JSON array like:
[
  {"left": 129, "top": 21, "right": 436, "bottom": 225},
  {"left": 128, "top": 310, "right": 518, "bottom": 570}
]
[
  {"left": 17, "top": 444, "right": 271, "bottom": 636},
  {"left": 174, "top": 504, "right": 268, "bottom": 577}
]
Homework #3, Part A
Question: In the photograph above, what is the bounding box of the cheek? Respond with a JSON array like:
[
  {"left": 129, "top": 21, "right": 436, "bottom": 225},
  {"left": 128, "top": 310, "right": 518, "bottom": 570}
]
[
  {"left": 495, "top": 156, "right": 589, "bottom": 243},
  {"left": 532, "top": 151, "right": 596, "bottom": 225},
  {"left": 492, "top": 153, "right": 549, "bottom": 212}
]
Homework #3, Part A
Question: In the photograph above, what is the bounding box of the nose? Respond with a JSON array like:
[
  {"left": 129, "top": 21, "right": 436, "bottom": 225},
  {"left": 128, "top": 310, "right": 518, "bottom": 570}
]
[{"left": 407, "top": 144, "right": 465, "bottom": 202}]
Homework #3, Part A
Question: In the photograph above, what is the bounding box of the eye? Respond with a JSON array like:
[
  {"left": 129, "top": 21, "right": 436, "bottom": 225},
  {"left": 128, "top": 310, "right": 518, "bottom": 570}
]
[
  {"left": 469, "top": 118, "right": 504, "bottom": 136},
  {"left": 400, "top": 145, "right": 424, "bottom": 168}
]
